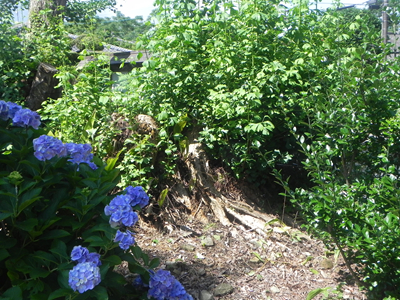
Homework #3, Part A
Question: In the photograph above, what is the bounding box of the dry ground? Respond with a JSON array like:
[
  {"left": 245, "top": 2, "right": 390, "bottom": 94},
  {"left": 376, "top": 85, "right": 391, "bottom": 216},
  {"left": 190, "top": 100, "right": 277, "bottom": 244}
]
[{"left": 118, "top": 213, "right": 366, "bottom": 300}]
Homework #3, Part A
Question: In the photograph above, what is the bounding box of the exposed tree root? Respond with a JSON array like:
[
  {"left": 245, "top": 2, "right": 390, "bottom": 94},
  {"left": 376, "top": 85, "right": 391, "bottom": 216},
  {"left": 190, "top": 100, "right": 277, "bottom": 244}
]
[{"left": 168, "top": 129, "right": 283, "bottom": 234}]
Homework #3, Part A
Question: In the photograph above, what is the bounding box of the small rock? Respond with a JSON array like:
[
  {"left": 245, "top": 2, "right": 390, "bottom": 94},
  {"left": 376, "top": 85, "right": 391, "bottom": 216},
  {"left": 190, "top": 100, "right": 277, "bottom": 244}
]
[
  {"left": 269, "top": 286, "right": 280, "bottom": 294},
  {"left": 320, "top": 258, "right": 334, "bottom": 269},
  {"left": 202, "top": 236, "right": 214, "bottom": 247},
  {"left": 250, "top": 239, "right": 262, "bottom": 249},
  {"left": 214, "top": 283, "right": 234, "bottom": 296},
  {"left": 197, "top": 268, "right": 206, "bottom": 276},
  {"left": 180, "top": 243, "right": 196, "bottom": 252},
  {"left": 165, "top": 261, "right": 176, "bottom": 269},
  {"left": 196, "top": 252, "right": 205, "bottom": 259},
  {"left": 200, "top": 290, "right": 214, "bottom": 300}
]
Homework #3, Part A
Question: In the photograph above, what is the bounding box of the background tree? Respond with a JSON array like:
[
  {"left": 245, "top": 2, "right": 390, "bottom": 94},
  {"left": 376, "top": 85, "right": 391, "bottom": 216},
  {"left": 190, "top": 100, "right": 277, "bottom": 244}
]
[
  {"left": 66, "top": 12, "right": 153, "bottom": 49},
  {"left": 28, "top": 0, "right": 67, "bottom": 28}
]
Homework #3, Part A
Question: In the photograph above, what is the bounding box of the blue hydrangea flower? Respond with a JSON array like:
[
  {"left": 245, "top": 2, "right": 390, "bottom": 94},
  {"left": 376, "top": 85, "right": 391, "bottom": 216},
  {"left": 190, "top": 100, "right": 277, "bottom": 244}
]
[
  {"left": 6, "top": 102, "right": 22, "bottom": 119},
  {"left": 125, "top": 186, "right": 149, "bottom": 208},
  {"left": 114, "top": 229, "right": 135, "bottom": 250},
  {"left": 85, "top": 252, "right": 102, "bottom": 266},
  {"left": 68, "top": 262, "right": 101, "bottom": 293},
  {"left": 33, "top": 135, "right": 67, "bottom": 161},
  {"left": 148, "top": 269, "right": 193, "bottom": 300},
  {"left": 12, "top": 108, "right": 41, "bottom": 129},
  {"left": 71, "top": 246, "right": 89, "bottom": 263},
  {"left": 0, "top": 101, "right": 9, "bottom": 120},
  {"left": 65, "top": 143, "right": 98, "bottom": 170},
  {"left": 104, "top": 195, "right": 138, "bottom": 228},
  {"left": 71, "top": 246, "right": 102, "bottom": 266}
]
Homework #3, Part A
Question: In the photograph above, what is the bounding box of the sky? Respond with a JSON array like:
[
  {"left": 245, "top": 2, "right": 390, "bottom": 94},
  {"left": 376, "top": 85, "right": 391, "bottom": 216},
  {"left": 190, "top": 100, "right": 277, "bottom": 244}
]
[
  {"left": 13, "top": 0, "right": 371, "bottom": 24},
  {"left": 98, "top": 0, "right": 157, "bottom": 19},
  {"left": 99, "top": 0, "right": 371, "bottom": 19}
]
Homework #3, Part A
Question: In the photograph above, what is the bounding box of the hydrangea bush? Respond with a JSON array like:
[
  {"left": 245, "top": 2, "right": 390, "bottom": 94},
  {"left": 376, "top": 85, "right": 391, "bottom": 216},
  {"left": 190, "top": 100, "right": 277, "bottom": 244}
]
[{"left": 0, "top": 102, "right": 192, "bottom": 299}]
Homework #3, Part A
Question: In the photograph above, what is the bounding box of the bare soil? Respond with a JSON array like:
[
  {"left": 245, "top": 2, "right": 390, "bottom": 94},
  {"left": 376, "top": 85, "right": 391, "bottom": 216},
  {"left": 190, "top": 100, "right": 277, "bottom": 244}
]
[{"left": 121, "top": 212, "right": 366, "bottom": 300}]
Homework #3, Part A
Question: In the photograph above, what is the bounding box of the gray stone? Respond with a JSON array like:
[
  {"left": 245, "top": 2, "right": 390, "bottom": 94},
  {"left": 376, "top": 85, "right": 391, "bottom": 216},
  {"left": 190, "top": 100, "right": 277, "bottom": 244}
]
[
  {"left": 214, "top": 283, "right": 234, "bottom": 296},
  {"left": 202, "top": 236, "right": 214, "bottom": 247},
  {"left": 180, "top": 243, "right": 196, "bottom": 252},
  {"left": 197, "top": 268, "right": 206, "bottom": 276},
  {"left": 250, "top": 239, "right": 263, "bottom": 249},
  {"left": 270, "top": 286, "right": 280, "bottom": 294},
  {"left": 200, "top": 290, "right": 214, "bottom": 300}
]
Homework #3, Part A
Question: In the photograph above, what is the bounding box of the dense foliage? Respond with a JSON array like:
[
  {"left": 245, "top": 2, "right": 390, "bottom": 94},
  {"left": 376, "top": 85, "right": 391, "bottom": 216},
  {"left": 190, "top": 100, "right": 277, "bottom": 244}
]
[
  {"left": 129, "top": 0, "right": 399, "bottom": 298},
  {"left": 0, "top": 102, "right": 193, "bottom": 299},
  {"left": 1, "top": 0, "right": 400, "bottom": 298},
  {"left": 66, "top": 12, "right": 153, "bottom": 50}
]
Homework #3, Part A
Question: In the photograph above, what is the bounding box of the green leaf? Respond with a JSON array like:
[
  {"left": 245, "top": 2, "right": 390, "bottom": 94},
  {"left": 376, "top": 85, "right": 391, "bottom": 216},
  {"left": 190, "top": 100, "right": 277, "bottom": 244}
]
[
  {"left": 18, "top": 188, "right": 42, "bottom": 212},
  {"left": 173, "top": 118, "right": 187, "bottom": 134},
  {"left": 105, "top": 149, "right": 123, "bottom": 171},
  {"left": 17, "top": 218, "right": 38, "bottom": 232},
  {"left": 0, "top": 286, "right": 23, "bottom": 300},
  {"left": 0, "top": 212, "right": 13, "bottom": 221},
  {"left": 306, "top": 288, "right": 326, "bottom": 300},
  {"left": 309, "top": 268, "right": 319, "bottom": 275},
  {"left": 57, "top": 270, "right": 71, "bottom": 290},
  {"left": 48, "top": 288, "right": 73, "bottom": 300},
  {"left": 49, "top": 240, "right": 68, "bottom": 261},
  {"left": 103, "top": 255, "right": 122, "bottom": 266},
  {"left": 40, "top": 229, "right": 70, "bottom": 240},
  {"left": 148, "top": 257, "right": 160, "bottom": 269},
  {"left": 91, "top": 285, "right": 108, "bottom": 300},
  {"left": 157, "top": 188, "right": 168, "bottom": 207}
]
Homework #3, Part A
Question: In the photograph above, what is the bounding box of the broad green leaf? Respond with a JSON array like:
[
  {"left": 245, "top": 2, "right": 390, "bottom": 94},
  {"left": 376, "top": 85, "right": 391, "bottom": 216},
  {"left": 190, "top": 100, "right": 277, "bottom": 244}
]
[
  {"left": 40, "top": 229, "right": 70, "bottom": 240},
  {"left": 48, "top": 288, "right": 73, "bottom": 300},
  {"left": 91, "top": 285, "right": 108, "bottom": 300},
  {"left": 148, "top": 257, "right": 160, "bottom": 269},
  {"left": 17, "top": 218, "right": 38, "bottom": 232},
  {"left": 0, "top": 286, "right": 22, "bottom": 300},
  {"left": 103, "top": 255, "right": 122, "bottom": 266}
]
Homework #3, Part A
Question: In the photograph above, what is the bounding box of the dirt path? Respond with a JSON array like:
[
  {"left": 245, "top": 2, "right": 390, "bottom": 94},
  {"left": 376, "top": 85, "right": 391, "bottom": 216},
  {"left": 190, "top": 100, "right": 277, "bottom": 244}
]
[{"left": 121, "top": 214, "right": 366, "bottom": 300}]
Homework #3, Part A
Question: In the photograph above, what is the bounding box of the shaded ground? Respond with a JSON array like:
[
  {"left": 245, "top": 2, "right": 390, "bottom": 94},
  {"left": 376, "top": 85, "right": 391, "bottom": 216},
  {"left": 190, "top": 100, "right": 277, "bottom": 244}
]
[{"left": 120, "top": 212, "right": 366, "bottom": 300}]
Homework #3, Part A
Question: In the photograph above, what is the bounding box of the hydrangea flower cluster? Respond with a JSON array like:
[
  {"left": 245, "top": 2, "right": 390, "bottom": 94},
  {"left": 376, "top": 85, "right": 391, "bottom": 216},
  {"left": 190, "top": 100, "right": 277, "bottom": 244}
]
[
  {"left": 33, "top": 134, "right": 97, "bottom": 170},
  {"left": 126, "top": 186, "right": 150, "bottom": 208},
  {"left": 71, "top": 246, "right": 101, "bottom": 266},
  {"left": 0, "top": 100, "right": 40, "bottom": 129},
  {"left": 33, "top": 135, "right": 67, "bottom": 161},
  {"left": 114, "top": 229, "right": 136, "bottom": 250},
  {"left": 65, "top": 143, "right": 97, "bottom": 170},
  {"left": 69, "top": 246, "right": 101, "bottom": 293},
  {"left": 104, "top": 186, "right": 149, "bottom": 251},
  {"left": 104, "top": 195, "right": 139, "bottom": 228},
  {"left": 147, "top": 269, "right": 193, "bottom": 300}
]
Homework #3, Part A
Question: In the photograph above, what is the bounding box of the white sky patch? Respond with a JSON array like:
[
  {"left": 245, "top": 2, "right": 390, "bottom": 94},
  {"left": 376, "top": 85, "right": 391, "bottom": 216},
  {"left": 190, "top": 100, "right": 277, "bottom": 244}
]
[
  {"left": 13, "top": 0, "right": 372, "bottom": 24},
  {"left": 98, "top": 0, "right": 156, "bottom": 19}
]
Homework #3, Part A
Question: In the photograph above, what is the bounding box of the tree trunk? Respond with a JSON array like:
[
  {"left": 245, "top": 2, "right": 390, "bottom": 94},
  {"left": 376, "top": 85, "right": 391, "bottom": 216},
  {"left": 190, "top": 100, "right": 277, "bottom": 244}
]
[
  {"left": 25, "top": 63, "right": 61, "bottom": 111},
  {"left": 28, "top": 0, "right": 67, "bottom": 28}
]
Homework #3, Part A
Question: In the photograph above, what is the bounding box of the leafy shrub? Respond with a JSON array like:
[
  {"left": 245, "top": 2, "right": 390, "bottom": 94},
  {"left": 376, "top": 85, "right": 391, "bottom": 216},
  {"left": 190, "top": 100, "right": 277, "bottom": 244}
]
[
  {"left": 278, "top": 26, "right": 400, "bottom": 299},
  {"left": 0, "top": 101, "right": 192, "bottom": 299}
]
